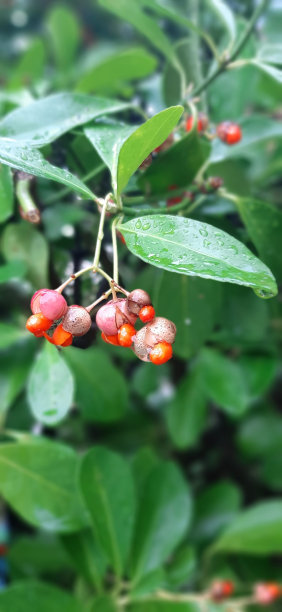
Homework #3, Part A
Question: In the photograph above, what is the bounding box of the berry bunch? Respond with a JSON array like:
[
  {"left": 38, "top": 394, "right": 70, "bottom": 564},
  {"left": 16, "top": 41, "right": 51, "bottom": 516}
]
[
  {"left": 26, "top": 289, "right": 91, "bottom": 347},
  {"left": 185, "top": 112, "right": 242, "bottom": 145},
  {"left": 208, "top": 579, "right": 282, "bottom": 606},
  {"left": 26, "top": 286, "right": 176, "bottom": 364}
]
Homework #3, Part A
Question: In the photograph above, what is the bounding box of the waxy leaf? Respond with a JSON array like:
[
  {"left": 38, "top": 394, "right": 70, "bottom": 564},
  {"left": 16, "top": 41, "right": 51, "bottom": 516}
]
[
  {"left": 131, "top": 461, "right": 192, "bottom": 582},
  {"left": 0, "top": 322, "right": 27, "bottom": 350},
  {"left": 206, "top": 0, "right": 236, "bottom": 47},
  {"left": 0, "top": 439, "right": 88, "bottom": 532},
  {"left": 0, "top": 581, "right": 81, "bottom": 612},
  {"left": 119, "top": 215, "right": 277, "bottom": 297},
  {"left": 258, "top": 43, "right": 282, "bottom": 65},
  {"left": 79, "top": 446, "right": 136, "bottom": 575},
  {"left": 28, "top": 343, "right": 74, "bottom": 426},
  {"left": 201, "top": 348, "right": 249, "bottom": 417},
  {"left": 166, "top": 369, "right": 207, "bottom": 449},
  {"left": 85, "top": 106, "right": 183, "bottom": 196},
  {"left": 47, "top": 5, "right": 80, "bottom": 71},
  {"left": 213, "top": 501, "right": 282, "bottom": 555},
  {"left": 2, "top": 223, "right": 49, "bottom": 287},
  {"left": 0, "top": 140, "right": 94, "bottom": 199},
  {"left": 0, "top": 164, "right": 13, "bottom": 222},
  {"left": 0, "top": 92, "right": 131, "bottom": 146}
]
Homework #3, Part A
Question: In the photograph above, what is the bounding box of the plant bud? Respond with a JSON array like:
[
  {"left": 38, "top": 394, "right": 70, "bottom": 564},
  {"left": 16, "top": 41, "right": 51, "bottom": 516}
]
[
  {"left": 146, "top": 317, "right": 176, "bottom": 346},
  {"left": 39, "top": 290, "right": 68, "bottom": 321},
  {"left": 62, "top": 305, "right": 92, "bottom": 337},
  {"left": 96, "top": 298, "right": 137, "bottom": 336},
  {"left": 132, "top": 326, "right": 150, "bottom": 362},
  {"left": 126, "top": 289, "right": 151, "bottom": 316}
]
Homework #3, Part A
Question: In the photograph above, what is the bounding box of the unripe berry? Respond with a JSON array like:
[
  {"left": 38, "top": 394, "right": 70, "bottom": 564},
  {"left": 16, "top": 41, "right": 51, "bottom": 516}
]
[
  {"left": 149, "top": 341, "right": 173, "bottom": 365},
  {"left": 126, "top": 289, "right": 151, "bottom": 316},
  {"left": 26, "top": 313, "right": 53, "bottom": 336},
  {"left": 39, "top": 290, "right": 68, "bottom": 321},
  {"left": 118, "top": 323, "right": 136, "bottom": 347},
  {"left": 132, "top": 326, "right": 151, "bottom": 362},
  {"left": 30, "top": 288, "right": 49, "bottom": 314},
  {"left": 254, "top": 583, "right": 281, "bottom": 605},
  {"left": 139, "top": 305, "right": 155, "bottom": 323},
  {"left": 62, "top": 305, "right": 92, "bottom": 337},
  {"left": 210, "top": 580, "right": 234, "bottom": 602},
  {"left": 217, "top": 121, "right": 242, "bottom": 145},
  {"left": 146, "top": 317, "right": 177, "bottom": 346},
  {"left": 186, "top": 112, "right": 208, "bottom": 133},
  {"left": 101, "top": 332, "right": 120, "bottom": 346},
  {"left": 52, "top": 324, "right": 73, "bottom": 347},
  {"left": 96, "top": 298, "right": 137, "bottom": 336}
]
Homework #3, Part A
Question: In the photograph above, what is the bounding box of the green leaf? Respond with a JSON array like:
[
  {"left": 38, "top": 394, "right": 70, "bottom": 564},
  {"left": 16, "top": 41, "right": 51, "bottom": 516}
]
[
  {"left": 193, "top": 481, "right": 242, "bottom": 543},
  {"left": 206, "top": 0, "right": 236, "bottom": 47},
  {"left": 0, "top": 322, "right": 27, "bottom": 350},
  {"left": 0, "top": 92, "right": 132, "bottom": 146},
  {"left": 0, "top": 439, "right": 88, "bottom": 532},
  {"left": 0, "top": 339, "right": 36, "bottom": 414},
  {"left": 61, "top": 530, "right": 107, "bottom": 589},
  {"left": 131, "top": 568, "right": 165, "bottom": 598},
  {"left": 138, "top": 130, "right": 210, "bottom": 194},
  {"left": 27, "top": 343, "right": 74, "bottom": 426},
  {"left": 258, "top": 43, "right": 282, "bottom": 65},
  {"left": 0, "top": 581, "right": 81, "bottom": 612},
  {"left": 0, "top": 260, "right": 26, "bottom": 283},
  {"left": 47, "top": 5, "right": 80, "bottom": 71},
  {"left": 8, "top": 534, "right": 72, "bottom": 578},
  {"left": 238, "top": 355, "right": 277, "bottom": 402},
  {"left": 89, "top": 596, "right": 118, "bottom": 612},
  {"left": 166, "top": 369, "right": 207, "bottom": 449},
  {"left": 1, "top": 223, "right": 49, "bottom": 287},
  {"left": 98, "top": 0, "right": 177, "bottom": 62},
  {"left": 200, "top": 348, "right": 249, "bottom": 417},
  {"left": 236, "top": 197, "right": 282, "bottom": 283},
  {"left": 8, "top": 38, "right": 46, "bottom": 90},
  {"left": 131, "top": 461, "right": 192, "bottom": 582},
  {"left": 79, "top": 446, "right": 136, "bottom": 575},
  {"left": 0, "top": 141, "right": 93, "bottom": 199},
  {"left": 0, "top": 163, "right": 13, "bottom": 222},
  {"left": 251, "top": 60, "right": 282, "bottom": 83},
  {"left": 165, "top": 546, "right": 196, "bottom": 590},
  {"left": 130, "top": 602, "right": 198, "bottom": 612},
  {"left": 65, "top": 347, "right": 128, "bottom": 422},
  {"left": 76, "top": 47, "right": 157, "bottom": 94},
  {"left": 119, "top": 215, "right": 277, "bottom": 297},
  {"left": 212, "top": 501, "right": 282, "bottom": 555},
  {"left": 152, "top": 271, "right": 222, "bottom": 359},
  {"left": 163, "top": 39, "right": 199, "bottom": 107},
  {"left": 237, "top": 412, "right": 282, "bottom": 460}
]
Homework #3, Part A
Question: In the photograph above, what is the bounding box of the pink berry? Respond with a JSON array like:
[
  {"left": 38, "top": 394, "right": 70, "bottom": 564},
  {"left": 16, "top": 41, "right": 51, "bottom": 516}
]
[
  {"left": 39, "top": 290, "right": 68, "bottom": 321},
  {"left": 96, "top": 298, "right": 137, "bottom": 336},
  {"left": 31, "top": 288, "right": 49, "bottom": 314}
]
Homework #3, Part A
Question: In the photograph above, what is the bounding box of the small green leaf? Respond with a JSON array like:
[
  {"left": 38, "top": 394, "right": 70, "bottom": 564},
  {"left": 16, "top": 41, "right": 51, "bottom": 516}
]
[
  {"left": 119, "top": 215, "right": 277, "bottom": 297},
  {"left": 79, "top": 446, "right": 136, "bottom": 575},
  {"left": 0, "top": 439, "right": 88, "bottom": 532},
  {"left": 0, "top": 581, "right": 81, "bottom": 612},
  {"left": 47, "top": 5, "right": 80, "bottom": 71},
  {"left": 0, "top": 260, "right": 26, "bottom": 283},
  {"left": 0, "top": 92, "right": 132, "bottom": 146},
  {"left": 165, "top": 546, "right": 196, "bottom": 590},
  {"left": 258, "top": 43, "right": 282, "bottom": 65},
  {"left": 193, "top": 481, "right": 242, "bottom": 543},
  {"left": 8, "top": 38, "right": 46, "bottom": 90},
  {"left": 27, "top": 343, "right": 74, "bottom": 426},
  {"left": 1, "top": 223, "right": 49, "bottom": 287},
  {"left": 236, "top": 197, "right": 282, "bottom": 283},
  {"left": 200, "top": 348, "right": 249, "bottom": 417},
  {"left": 76, "top": 47, "right": 157, "bottom": 94},
  {"left": 252, "top": 60, "right": 282, "bottom": 83},
  {"left": 212, "top": 501, "right": 282, "bottom": 555},
  {"left": 131, "top": 461, "right": 192, "bottom": 582},
  {"left": 166, "top": 369, "right": 207, "bottom": 449},
  {"left": 61, "top": 530, "right": 107, "bottom": 589},
  {"left": 0, "top": 322, "right": 27, "bottom": 350},
  {"left": 89, "top": 595, "right": 118, "bottom": 612},
  {"left": 0, "top": 339, "right": 36, "bottom": 414},
  {"left": 0, "top": 164, "right": 13, "bottom": 222},
  {"left": 138, "top": 130, "right": 210, "bottom": 194},
  {"left": 65, "top": 347, "right": 128, "bottom": 422},
  {"left": 206, "top": 0, "right": 236, "bottom": 47}
]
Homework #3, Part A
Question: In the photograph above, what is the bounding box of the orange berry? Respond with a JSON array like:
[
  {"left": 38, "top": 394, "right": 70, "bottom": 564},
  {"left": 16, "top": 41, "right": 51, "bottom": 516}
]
[
  {"left": 52, "top": 324, "right": 73, "bottom": 347},
  {"left": 118, "top": 323, "right": 136, "bottom": 347},
  {"left": 139, "top": 305, "right": 155, "bottom": 323},
  {"left": 210, "top": 580, "right": 234, "bottom": 602},
  {"left": 149, "top": 341, "right": 173, "bottom": 365},
  {"left": 217, "top": 121, "right": 242, "bottom": 145},
  {"left": 101, "top": 332, "right": 120, "bottom": 346},
  {"left": 43, "top": 332, "right": 56, "bottom": 344},
  {"left": 26, "top": 313, "right": 52, "bottom": 336},
  {"left": 254, "top": 583, "right": 281, "bottom": 605}
]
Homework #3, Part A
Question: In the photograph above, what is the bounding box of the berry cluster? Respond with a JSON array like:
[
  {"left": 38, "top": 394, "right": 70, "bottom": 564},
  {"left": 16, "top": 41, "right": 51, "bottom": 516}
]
[
  {"left": 185, "top": 112, "right": 242, "bottom": 145},
  {"left": 97, "top": 289, "right": 176, "bottom": 365},
  {"left": 26, "top": 287, "right": 176, "bottom": 364},
  {"left": 209, "top": 579, "right": 282, "bottom": 606}
]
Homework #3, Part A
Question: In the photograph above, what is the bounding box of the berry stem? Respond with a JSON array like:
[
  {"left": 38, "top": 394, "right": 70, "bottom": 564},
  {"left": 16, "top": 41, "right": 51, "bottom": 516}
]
[
  {"left": 86, "top": 289, "right": 112, "bottom": 312},
  {"left": 111, "top": 215, "right": 121, "bottom": 284},
  {"left": 93, "top": 194, "right": 111, "bottom": 269},
  {"left": 16, "top": 177, "right": 40, "bottom": 223},
  {"left": 122, "top": 195, "right": 205, "bottom": 216}
]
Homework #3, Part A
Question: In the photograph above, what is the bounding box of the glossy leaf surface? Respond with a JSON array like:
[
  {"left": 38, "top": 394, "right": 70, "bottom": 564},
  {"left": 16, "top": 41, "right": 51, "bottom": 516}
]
[
  {"left": 166, "top": 369, "right": 207, "bottom": 449},
  {"left": 0, "top": 164, "right": 13, "bottom": 222},
  {"left": 0, "top": 581, "right": 81, "bottom": 612}
]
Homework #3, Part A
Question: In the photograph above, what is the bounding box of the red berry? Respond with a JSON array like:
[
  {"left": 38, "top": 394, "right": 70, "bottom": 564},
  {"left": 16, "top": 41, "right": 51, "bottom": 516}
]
[
  {"left": 139, "top": 305, "right": 155, "bottom": 323},
  {"left": 217, "top": 121, "right": 242, "bottom": 145},
  {"left": 101, "top": 332, "right": 120, "bottom": 346},
  {"left": 38, "top": 290, "right": 68, "bottom": 321},
  {"left": 254, "top": 583, "right": 281, "bottom": 605},
  {"left": 167, "top": 184, "right": 182, "bottom": 207},
  {"left": 149, "top": 341, "right": 173, "bottom": 365},
  {"left": 118, "top": 323, "right": 136, "bottom": 347},
  {"left": 186, "top": 112, "right": 208, "bottom": 133},
  {"left": 26, "top": 313, "right": 53, "bottom": 336},
  {"left": 52, "top": 324, "right": 73, "bottom": 347},
  {"left": 210, "top": 580, "right": 234, "bottom": 602}
]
